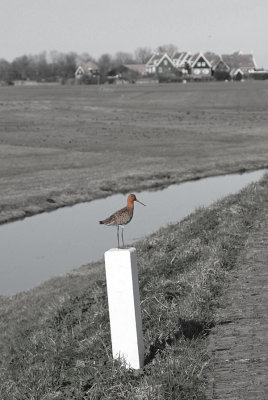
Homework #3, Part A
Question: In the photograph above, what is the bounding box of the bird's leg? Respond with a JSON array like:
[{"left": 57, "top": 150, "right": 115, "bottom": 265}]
[
  {"left": 121, "top": 226, "right": 125, "bottom": 248},
  {"left": 117, "top": 225, "right": 120, "bottom": 248}
]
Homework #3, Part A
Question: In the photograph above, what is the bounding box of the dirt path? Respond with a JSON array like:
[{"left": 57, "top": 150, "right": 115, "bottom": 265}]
[{"left": 206, "top": 207, "right": 268, "bottom": 399}]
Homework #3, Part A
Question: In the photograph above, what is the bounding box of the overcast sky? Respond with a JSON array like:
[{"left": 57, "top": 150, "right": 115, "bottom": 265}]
[{"left": 1, "top": 0, "right": 267, "bottom": 67}]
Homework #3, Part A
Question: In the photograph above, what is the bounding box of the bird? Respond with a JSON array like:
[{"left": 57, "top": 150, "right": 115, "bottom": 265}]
[{"left": 99, "top": 193, "right": 146, "bottom": 248}]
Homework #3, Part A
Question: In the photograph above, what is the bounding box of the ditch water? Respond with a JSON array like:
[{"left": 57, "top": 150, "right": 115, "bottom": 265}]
[{"left": 0, "top": 169, "right": 266, "bottom": 295}]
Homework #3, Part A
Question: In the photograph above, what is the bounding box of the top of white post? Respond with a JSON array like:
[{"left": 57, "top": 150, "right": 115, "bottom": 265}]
[{"left": 104, "top": 247, "right": 144, "bottom": 369}]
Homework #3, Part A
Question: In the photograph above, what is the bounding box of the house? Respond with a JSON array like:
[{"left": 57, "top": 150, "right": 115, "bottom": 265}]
[
  {"left": 188, "top": 53, "right": 212, "bottom": 79},
  {"left": 230, "top": 68, "right": 244, "bottom": 81},
  {"left": 221, "top": 52, "right": 257, "bottom": 77},
  {"left": 172, "top": 51, "right": 192, "bottom": 68},
  {"left": 75, "top": 61, "right": 99, "bottom": 82},
  {"left": 145, "top": 52, "right": 180, "bottom": 82},
  {"left": 124, "top": 64, "right": 147, "bottom": 77},
  {"left": 171, "top": 51, "right": 192, "bottom": 76},
  {"left": 213, "top": 59, "right": 231, "bottom": 80},
  {"left": 107, "top": 64, "right": 146, "bottom": 83},
  {"left": 145, "top": 53, "right": 175, "bottom": 75},
  {"left": 204, "top": 52, "right": 221, "bottom": 72}
]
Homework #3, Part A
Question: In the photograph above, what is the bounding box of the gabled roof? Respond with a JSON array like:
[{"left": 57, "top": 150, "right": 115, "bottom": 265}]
[
  {"left": 214, "top": 59, "right": 231, "bottom": 71},
  {"left": 230, "top": 68, "right": 244, "bottom": 77},
  {"left": 146, "top": 52, "right": 162, "bottom": 66},
  {"left": 75, "top": 61, "right": 99, "bottom": 75},
  {"left": 189, "top": 53, "right": 212, "bottom": 68},
  {"left": 146, "top": 52, "right": 174, "bottom": 67},
  {"left": 204, "top": 53, "right": 221, "bottom": 69},
  {"left": 81, "top": 61, "right": 99, "bottom": 71},
  {"left": 172, "top": 51, "right": 192, "bottom": 66},
  {"left": 221, "top": 52, "right": 256, "bottom": 70}
]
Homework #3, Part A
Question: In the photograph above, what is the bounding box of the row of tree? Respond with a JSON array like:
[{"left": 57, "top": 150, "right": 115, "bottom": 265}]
[{"left": 0, "top": 45, "right": 178, "bottom": 83}]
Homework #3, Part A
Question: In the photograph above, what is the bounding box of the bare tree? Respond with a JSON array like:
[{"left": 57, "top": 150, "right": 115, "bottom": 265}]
[
  {"left": 0, "top": 59, "right": 11, "bottom": 82},
  {"left": 113, "top": 51, "right": 134, "bottom": 66},
  {"left": 156, "top": 43, "right": 178, "bottom": 55},
  {"left": 134, "top": 47, "right": 152, "bottom": 63},
  {"left": 76, "top": 52, "right": 94, "bottom": 65},
  {"left": 97, "top": 53, "right": 113, "bottom": 82}
]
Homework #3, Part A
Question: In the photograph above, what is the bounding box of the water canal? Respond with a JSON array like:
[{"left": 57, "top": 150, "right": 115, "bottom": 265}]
[{"left": 0, "top": 169, "right": 266, "bottom": 295}]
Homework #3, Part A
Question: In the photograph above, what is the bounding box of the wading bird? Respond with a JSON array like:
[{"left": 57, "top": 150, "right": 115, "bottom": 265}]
[{"left": 99, "top": 194, "right": 146, "bottom": 248}]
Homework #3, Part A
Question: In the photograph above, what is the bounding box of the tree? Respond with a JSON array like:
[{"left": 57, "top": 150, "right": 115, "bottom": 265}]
[
  {"left": 46, "top": 51, "right": 77, "bottom": 81},
  {"left": 11, "top": 55, "right": 34, "bottom": 80},
  {"left": 0, "top": 59, "right": 11, "bottom": 82},
  {"left": 97, "top": 53, "right": 113, "bottom": 83},
  {"left": 75, "top": 52, "right": 94, "bottom": 65},
  {"left": 134, "top": 47, "right": 152, "bottom": 64},
  {"left": 113, "top": 52, "right": 135, "bottom": 66},
  {"left": 32, "top": 52, "right": 49, "bottom": 81},
  {"left": 156, "top": 43, "right": 178, "bottom": 55}
]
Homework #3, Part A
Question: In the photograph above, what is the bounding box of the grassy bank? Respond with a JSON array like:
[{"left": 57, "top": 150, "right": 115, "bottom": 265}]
[{"left": 0, "top": 174, "right": 267, "bottom": 399}]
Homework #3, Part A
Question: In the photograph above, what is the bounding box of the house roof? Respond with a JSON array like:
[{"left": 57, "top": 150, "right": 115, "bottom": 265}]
[
  {"left": 146, "top": 52, "right": 174, "bottom": 67},
  {"left": 230, "top": 68, "right": 244, "bottom": 77},
  {"left": 146, "top": 52, "right": 163, "bottom": 66},
  {"left": 189, "top": 53, "right": 212, "bottom": 68},
  {"left": 204, "top": 53, "right": 221, "bottom": 69},
  {"left": 76, "top": 61, "right": 99, "bottom": 74},
  {"left": 213, "top": 59, "right": 230, "bottom": 71},
  {"left": 124, "top": 64, "right": 146, "bottom": 74},
  {"left": 83, "top": 61, "right": 99, "bottom": 70},
  {"left": 172, "top": 51, "right": 192, "bottom": 66},
  {"left": 221, "top": 52, "right": 256, "bottom": 70}
]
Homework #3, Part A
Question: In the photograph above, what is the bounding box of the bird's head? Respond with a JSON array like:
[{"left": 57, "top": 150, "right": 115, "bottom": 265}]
[{"left": 128, "top": 194, "right": 146, "bottom": 206}]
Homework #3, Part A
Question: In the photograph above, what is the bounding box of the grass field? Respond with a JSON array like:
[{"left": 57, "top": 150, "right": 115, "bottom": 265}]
[
  {"left": 0, "top": 81, "right": 267, "bottom": 398},
  {"left": 0, "top": 80, "right": 267, "bottom": 224},
  {"left": 0, "top": 174, "right": 267, "bottom": 399}
]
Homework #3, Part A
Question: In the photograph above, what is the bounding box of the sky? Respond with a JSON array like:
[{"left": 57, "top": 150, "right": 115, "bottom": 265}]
[{"left": 1, "top": 0, "right": 267, "bottom": 68}]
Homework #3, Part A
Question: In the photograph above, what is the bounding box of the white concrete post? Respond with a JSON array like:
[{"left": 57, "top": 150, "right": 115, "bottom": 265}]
[{"left": 104, "top": 247, "right": 144, "bottom": 369}]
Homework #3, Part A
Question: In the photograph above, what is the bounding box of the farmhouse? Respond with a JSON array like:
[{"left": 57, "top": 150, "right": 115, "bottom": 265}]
[
  {"left": 75, "top": 61, "right": 99, "bottom": 81},
  {"left": 230, "top": 68, "right": 244, "bottom": 81},
  {"left": 212, "top": 59, "right": 231, "bottom": 80},
  {"left": 204, "top": 53, "right": 221, "bottom": 70},
  {"left": 145, "top": 52, "right": 182, "bottom": 82},
  {"left": 221, "top": 52, "right": 256, "bottom": 77},
  {"left": 172, "top": 51, "right": 191, "bottom": 67},
  {"left": 188, "top": 53, "right": 212, "bottom": 79},
  {"left": 146, "top": 53, "right": 175, "bottom": 75},
  {"left": 107, "top": 64, "right": 146, "bottom": 83}
]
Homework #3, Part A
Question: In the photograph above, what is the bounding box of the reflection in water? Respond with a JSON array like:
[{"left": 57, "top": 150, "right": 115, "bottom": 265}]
[{"left": 0, "top": 170, "right": 266, "bottom": 295}]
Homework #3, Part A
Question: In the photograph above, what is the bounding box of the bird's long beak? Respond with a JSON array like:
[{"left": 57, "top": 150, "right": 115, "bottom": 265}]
[{"left": 135, "top": 198, "right": 146, "bottom": 206}]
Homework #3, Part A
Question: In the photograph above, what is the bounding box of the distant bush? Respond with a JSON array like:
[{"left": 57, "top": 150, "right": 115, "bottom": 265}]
[
  {"left": 250, "top": 71, "right": 268, "bottom": 80},
  {"left": 77, "top": 74, "right": 100, "bottom": 85},
  {"left": 214, "top": 70, "right": 230, "bottom": 81}
]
